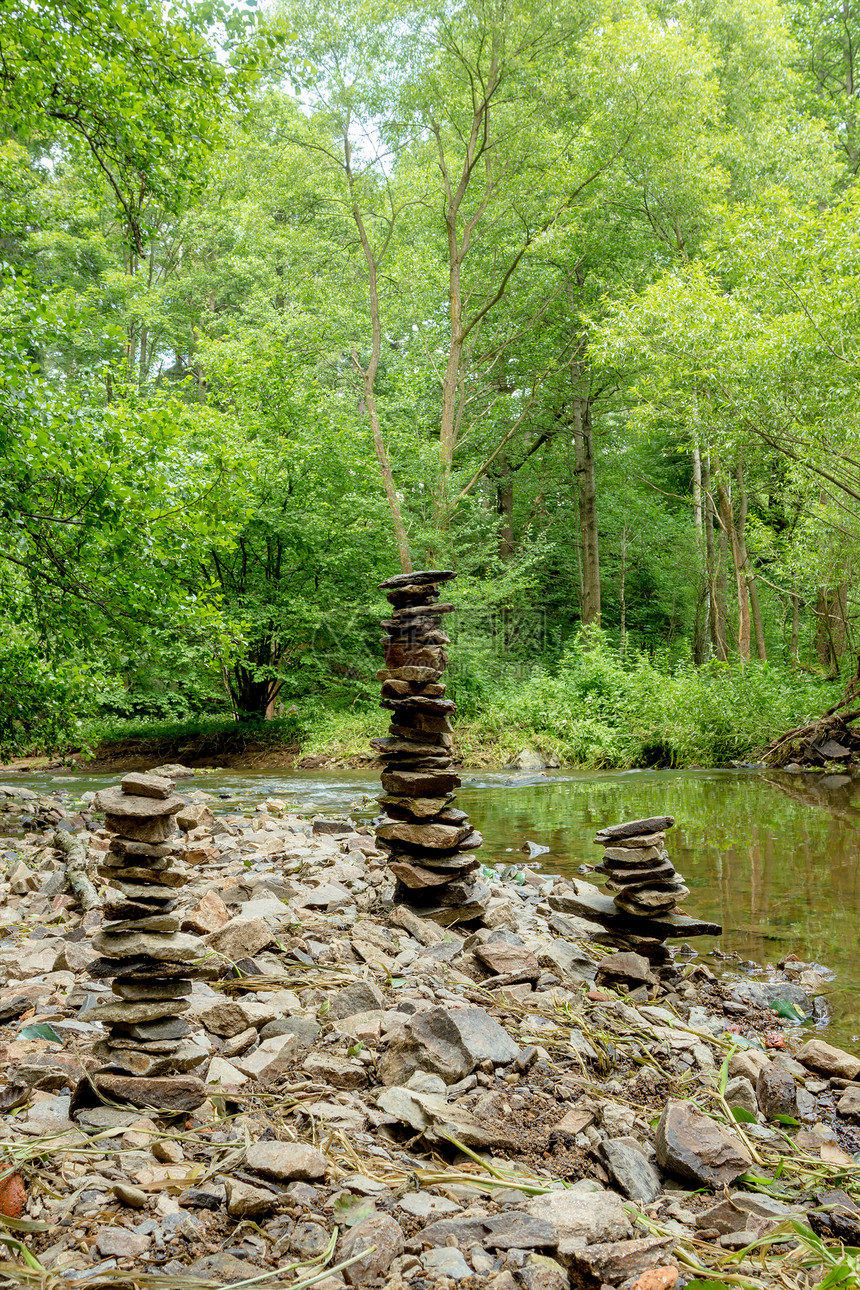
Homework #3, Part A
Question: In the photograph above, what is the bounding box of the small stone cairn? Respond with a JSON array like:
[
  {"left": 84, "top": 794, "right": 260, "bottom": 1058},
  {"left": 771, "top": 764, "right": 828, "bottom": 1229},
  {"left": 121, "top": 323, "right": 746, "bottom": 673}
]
[
  {"left": 86, "top": 772, "right": 208, "bottom": 1097},
  {"left": 593, "top": 814, "right": 689, "bottom": 918},
  {"left": 371, "top": 570, "right": 488, "bottom": 925}
]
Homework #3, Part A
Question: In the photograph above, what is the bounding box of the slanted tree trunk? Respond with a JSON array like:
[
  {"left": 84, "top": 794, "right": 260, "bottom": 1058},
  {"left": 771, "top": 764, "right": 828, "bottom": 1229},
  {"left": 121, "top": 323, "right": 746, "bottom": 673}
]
[
  {"left": 703, "top": 458, "right": 728, "bottom": 661},
  {"left": 573, "top": 380, "right": 600, "bottom": 626},
  {"left": 791, "top": 593, "right": 801, "bottom": 663}
]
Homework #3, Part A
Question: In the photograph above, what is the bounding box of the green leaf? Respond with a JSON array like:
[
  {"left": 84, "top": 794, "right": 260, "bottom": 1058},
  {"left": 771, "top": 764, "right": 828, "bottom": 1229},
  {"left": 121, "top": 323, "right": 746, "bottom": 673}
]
[
  {"left": 331, "top": 1195, "right": 375, "bottom": 1227},
  {"left": 19, "top": 1023, "right": 62, "bottom": 1044},
  {"left": 772, "top": 1114, "right": 801, "bottom": 1127},
  {"left": 770, "top": 999, "right": 806, "bottom": 1021},
  {"left": 730, "top": 1106, "right": 757, "bottom": 1123}
]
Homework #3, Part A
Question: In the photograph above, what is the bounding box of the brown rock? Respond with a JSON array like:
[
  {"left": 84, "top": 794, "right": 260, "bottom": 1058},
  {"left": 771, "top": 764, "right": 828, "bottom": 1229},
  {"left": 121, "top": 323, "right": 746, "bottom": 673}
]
[
  {"left": 378, "top": 794, "right": 453, "bottom": 818},
  {"left": 381, "top": 771, "right": 460, "bottom": 797},
  {"left": 204, "top": 917, "right": 274, "bottom": 960},
  {"left": 95, "top": 787, "right": 184, "bottom": 818},
  {"left": 91, "top": 929, "right": 202, "bottom": 961},
  {"left": 475, "top": 943, "right": 541, "bottom": 978},
  {"left": 90, "top": 1073, "right": 207, "bottom": 1112},
  {"left": 339, "top": 1213, "right": 405, "bottom": 1286},
  {"left": 629, "top": 1270, "right": 679, "bottom": 1290},
  {"left": 183, "top": 890, "right": 231, "bottom": 935},
  {"left": 602, "top": 844, "right": 664, "bottom": 864},
  {"left": 595, "top": 951, "right": 655, "bottom": 989},
  {"left": 245, "top": 1141, "right": 328, "bottom": 1180},
  {"left": 376, "top": 821, "right": 469, "bottom": 850},
  {"left": 104, "top": 814, "right": 175, "bottom": 844},
  {"left": 96, "top": 866, "right": 188, "bottom": 887},
  {"left": 558, "top": 1236, "right": 675, "bottom": 1286},
  {"left": 121, "top": 772, "right": 174, "bottom": 799},
  {"left": 389, "top": 861, "right": 464, "bottom": 888},
  {"left": 796, "top": 1039, "right": 860, "bottom": 1081},
  {"left": 384, "top": 644, "right": 448, "bottom": 670}
]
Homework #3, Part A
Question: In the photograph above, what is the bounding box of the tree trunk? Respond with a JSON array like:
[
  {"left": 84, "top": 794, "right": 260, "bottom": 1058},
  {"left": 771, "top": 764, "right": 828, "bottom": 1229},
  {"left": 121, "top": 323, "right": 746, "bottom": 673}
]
[
  {"left": 815, "top": 583, "right": 850, "bottom": 676},
  {"left": 619, "top": 524, "right": 628, "bottom": 651},
  {"left": 495, "top": 452, "right": 515, "bottom": 561},
  {"left": 704, "top": 459, "right": 727, "bottom": 661},
  {"left": 791, "top": 593, "right": 800, "bottom": 662},
  {"left": 573, "top": 389, "right": 601, "bottom": 626},
  {"left": 692, "top": 445, "right": 710, "bottom": 665},
  {"left": 715, "top": 465, "right": 764, "bottom": 663}
]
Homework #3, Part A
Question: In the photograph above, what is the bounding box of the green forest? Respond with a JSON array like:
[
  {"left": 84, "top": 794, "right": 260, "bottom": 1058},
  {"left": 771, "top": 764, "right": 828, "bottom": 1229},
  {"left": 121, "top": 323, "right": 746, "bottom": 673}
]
[{"left": 2, "top": 0, "right": 859, "bottom": 768}]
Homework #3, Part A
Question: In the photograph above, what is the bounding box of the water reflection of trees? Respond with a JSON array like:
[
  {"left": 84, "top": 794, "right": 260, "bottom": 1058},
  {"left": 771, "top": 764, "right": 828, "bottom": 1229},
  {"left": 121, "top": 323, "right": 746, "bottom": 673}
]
[{"left": 457, "top": 769, "right": 860, "bottom": 1043}]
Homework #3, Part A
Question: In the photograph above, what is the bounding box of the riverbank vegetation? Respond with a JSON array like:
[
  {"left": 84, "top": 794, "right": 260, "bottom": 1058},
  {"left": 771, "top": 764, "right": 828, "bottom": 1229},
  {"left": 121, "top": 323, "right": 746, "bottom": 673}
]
[{"left": 2, "top": 0, "right": 859, "bottom": 765}]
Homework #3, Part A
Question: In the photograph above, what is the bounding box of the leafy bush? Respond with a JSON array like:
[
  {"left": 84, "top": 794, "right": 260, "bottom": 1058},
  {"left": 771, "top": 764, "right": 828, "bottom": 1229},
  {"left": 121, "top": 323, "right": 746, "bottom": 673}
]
[
  {"left": 467, "top": 630, "right": 839, "bottom": 767},
  {"left": 0, "top": 640, "right": 100, "bottom": 758}
]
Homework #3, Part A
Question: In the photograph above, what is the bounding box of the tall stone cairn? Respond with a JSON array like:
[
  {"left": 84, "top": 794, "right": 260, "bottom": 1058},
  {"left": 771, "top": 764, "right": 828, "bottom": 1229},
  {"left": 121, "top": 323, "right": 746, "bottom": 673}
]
[
  {"left": 593, "top": 815, "right": 689, "bottom": 917},
  {"left": 372, "top": 570, "right": 488, "bottom": 926},
  {"left": 85, "top": 772, "right": 208, "bottom": 1105}
]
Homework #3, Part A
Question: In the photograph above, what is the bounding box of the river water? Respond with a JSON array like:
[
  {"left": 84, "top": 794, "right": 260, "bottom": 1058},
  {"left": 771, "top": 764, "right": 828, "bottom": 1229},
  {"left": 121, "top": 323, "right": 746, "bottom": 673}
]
[{"left": 11, "top": 765, "right": 860, "bottom": 1047}]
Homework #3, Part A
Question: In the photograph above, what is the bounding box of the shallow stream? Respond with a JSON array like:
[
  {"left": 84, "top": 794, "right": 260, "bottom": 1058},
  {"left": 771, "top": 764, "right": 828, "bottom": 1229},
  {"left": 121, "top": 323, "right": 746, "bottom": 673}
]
[{"left": 11, "top": 764, "right": 860, "bottom": 1047}]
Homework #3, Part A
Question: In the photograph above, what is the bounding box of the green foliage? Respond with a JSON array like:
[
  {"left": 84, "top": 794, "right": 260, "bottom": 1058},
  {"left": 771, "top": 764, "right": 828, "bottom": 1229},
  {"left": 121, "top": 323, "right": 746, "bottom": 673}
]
[
  {"left": 0, "top": 635, "right": 100, "bottom": 759},
  {"left": 457, "top": 631, "right": 837, "bottom": 767}
]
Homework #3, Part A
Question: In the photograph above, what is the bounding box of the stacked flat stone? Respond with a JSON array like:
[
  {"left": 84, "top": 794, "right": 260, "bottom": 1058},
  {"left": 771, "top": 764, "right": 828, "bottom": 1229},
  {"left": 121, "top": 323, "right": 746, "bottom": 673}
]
[
  {"left": 87, "top": 773, "right": 208, "bottom": 1083},
  {"left": 371, "top": 570, "right": 488, "bottom": 926},
  {"left": 594, "top": 814, "right": 690, "bottom": 918}
]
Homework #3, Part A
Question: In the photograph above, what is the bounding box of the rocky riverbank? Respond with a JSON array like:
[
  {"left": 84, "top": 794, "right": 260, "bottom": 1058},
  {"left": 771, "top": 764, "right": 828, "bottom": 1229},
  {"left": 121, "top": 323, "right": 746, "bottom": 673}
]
[{"left": 0, "top": 777, "right": 857, "bottom": 1290}]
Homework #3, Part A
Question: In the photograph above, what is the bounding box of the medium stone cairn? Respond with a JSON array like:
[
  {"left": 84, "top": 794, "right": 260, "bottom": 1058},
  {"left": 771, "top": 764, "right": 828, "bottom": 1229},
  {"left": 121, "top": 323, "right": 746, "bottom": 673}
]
[
  {"left": 85, "top": 772, "right": 208, "bottom": 1101},
  {"left": 593, "top": 814, "right": 689, "bottom": 918},
  {"left": 371, "top": 570, "right": 488, "bottom": 925}
]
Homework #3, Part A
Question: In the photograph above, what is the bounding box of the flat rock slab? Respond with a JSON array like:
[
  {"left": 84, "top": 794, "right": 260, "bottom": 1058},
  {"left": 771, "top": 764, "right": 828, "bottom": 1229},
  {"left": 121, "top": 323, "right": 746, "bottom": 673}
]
[
  {"left": 595, "top": 817, "right": 675, "bottom": 840},
  {"left": 120, "top": 772, "right": 174, "bottom": 799},
  {"left": 379, "top": 569, "right": 456, "bottom": 589},
  {"left": 655, "top": 1099, "right": 752, "bottom": 1186},
  {"left": 549, "top": 882, "right": 721, "bottom": 938},
  {"left": 89, "top": 1073, "right": 207, "bottom": 1112},
  {"left": 91, "top": 930, "right": 203, "bottom": 961},
  {"left": 87, "top": 999, "right": 189, "bottom": 1025},
  {"left": 95, "top": 788, "right": 184, "bottom": 818}
]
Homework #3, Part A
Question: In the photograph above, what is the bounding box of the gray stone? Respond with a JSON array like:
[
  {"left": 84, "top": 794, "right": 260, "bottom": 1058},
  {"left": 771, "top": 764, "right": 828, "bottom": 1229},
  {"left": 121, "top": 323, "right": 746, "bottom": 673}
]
[
  {"left": 595, "top": 952, "right": 654, "bottom": 989},
  {"left": 483, "top": 1212, "right": 559, "bottom": 1250},
  {"left": 329, "top": 981, "right": 386, "bottom": 1020},
  {"left": 245, "top": 1141, "right": 328, "bottom": 1181},
  {"left": 732, "top": 980, "right": 813, "bottom": 1017},
  {"left": 525, "top": 1188, "right": 632, "bottom": 1248},
  {"left": 420, "top": 1248, "right": 473, "bottom": 1280},
  {"left": 186, "top": 1254, "right": 266, "bottom": 1285},
  {"left": 696, "top": 1193, "right": 802, "bottom": 1235},
  {"left": 379, "top": 1005, "right": 519, "bottom": 1085},
  {"left": 87, "top": 999, "right": 189, "bottom": 1026},
  {"left": 601, "top": 1139, "right": 662, "bottom": 1203},
  {"left": 724, "top": 1076, "right": 758, "bottom": 1116},
  {"left": 259, "top": 1016, "right": 321, "bottom": 1046},
  {"left": 655, "top": 1099, "right": 752, "bottom": 1187},
  {"left": 520, "top": 1254, "right": 569, "bottom": 1290}
]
